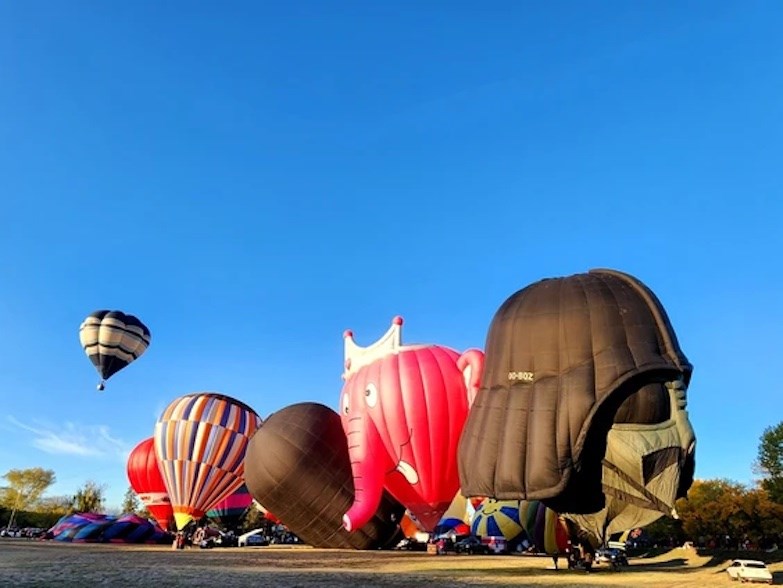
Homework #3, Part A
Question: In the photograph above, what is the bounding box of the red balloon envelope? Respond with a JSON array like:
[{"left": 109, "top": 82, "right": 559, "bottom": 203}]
[
  {"left": 126, "top": 437, "right": 173, "bottom": 531},
  {"left": 339, "top": 316, "right": 484, "bottom": 533}
]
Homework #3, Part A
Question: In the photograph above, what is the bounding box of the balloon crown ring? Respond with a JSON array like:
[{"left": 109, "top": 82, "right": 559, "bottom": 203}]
[{"left": 342, "top": 316, "right": 405, "bottom": 380}]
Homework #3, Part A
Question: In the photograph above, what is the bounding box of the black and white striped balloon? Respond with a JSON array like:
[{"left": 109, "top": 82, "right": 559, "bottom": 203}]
[{"left": 79, "top": 310, "right": 150, "bottom": 390}]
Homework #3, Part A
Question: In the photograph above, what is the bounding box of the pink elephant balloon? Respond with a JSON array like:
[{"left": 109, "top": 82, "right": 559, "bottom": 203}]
[{"left": 340, "top": 316, "right": 484, "bottom": 533}]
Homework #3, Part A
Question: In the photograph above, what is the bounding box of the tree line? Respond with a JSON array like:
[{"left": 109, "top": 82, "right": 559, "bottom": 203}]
[
  {"left": 639, "top": 421, "right": 783, "bottom": 550},
  {"left": 0, "top": 468, "right": 142, "bottom": 531},
  {"left": 3, "top": 421, "right": 783, "bottom": 544}
]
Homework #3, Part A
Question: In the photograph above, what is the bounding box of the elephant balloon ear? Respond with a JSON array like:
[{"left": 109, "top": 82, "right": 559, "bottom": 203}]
[{"left": 458, "top": 349, "right": 485, "bottom": 408}]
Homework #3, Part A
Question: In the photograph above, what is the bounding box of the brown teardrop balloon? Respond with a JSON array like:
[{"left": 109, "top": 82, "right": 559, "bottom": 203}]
[{"left": 244, "top": 402, "right": 405, "bottom": 549}]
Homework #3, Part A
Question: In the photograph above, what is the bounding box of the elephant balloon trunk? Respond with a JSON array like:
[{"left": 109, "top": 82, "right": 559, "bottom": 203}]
[{"left": 343, "top": 418, "right": 386, "bottom": 532}]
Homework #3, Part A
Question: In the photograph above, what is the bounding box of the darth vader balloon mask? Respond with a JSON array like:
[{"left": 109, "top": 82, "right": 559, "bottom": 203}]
[{"left": 458, "top": 268, "right": 696, "bottom": 524}]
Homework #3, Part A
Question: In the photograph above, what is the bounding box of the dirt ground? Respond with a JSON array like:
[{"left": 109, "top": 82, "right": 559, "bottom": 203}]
[{"left": 1, "top": 540, "right": 781, "bottom": 587}]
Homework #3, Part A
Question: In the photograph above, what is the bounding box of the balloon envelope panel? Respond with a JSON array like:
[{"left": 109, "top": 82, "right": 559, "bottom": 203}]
[
  {"left": 154, "top": 392, "right": 262, "bottom": 530},
  {"left": 244, "top": 402, "right": 405, "bottom": 550},
  {"left": 206, "top": 484, "right": 253, "bottom": 530},
  {"left": 126, "top": 437, "right": 173, "bottom": 531}
]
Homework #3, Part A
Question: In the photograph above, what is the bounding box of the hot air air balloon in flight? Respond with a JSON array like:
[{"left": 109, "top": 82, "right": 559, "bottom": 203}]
[
  {"left": 154, "top": 392, "right": 262, "bottom": 531},
  {"left": 126, "top": 437, "right": 173, "bottom": 532},
  {"left": 79, "top": 310, "right": 150, "bottom": 390}
]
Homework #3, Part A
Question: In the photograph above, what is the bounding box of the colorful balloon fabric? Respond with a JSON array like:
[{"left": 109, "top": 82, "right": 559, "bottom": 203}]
[
  {"left": 519, "top": 500, "right": 570, "bottom": 555},
  {"left": 471, "top": 499, "right": 524, "bottom": 540},
  {"left": 206, "top": 484, "right": 253, "bottom": 530},
  {"left": 434, "top": 492, "right": 471, "bottom": 536},
  {"left": 399, "top": 512, "right": 423, "bottom": 538},
  {"left": 154, "top": 392, "right": 262, "bottom": 530},
  {"left": 79, "top": 310, "right": 150, "bottom": 390},
  {"left": 126, "top": 437, "right": 173, "bottom": 531},
  {"left": 46, "top": 513, "right": 171, "bottom": 544},
  {"left": 244, "top": 402, "right": 405, "bottom": 550},
  {"left": 339, "top": 316, "right": 484, "bottom": 533}
]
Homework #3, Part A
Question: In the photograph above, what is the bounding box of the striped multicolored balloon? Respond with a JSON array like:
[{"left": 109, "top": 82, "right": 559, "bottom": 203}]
[
  {"left": 206, "top": 484, "right": 253, "bottom": 530},
  {"left": 519, "top": 500, "right": 570, "bottom": 555},
  {"left": 154, "top": 392, "right": 262, "bottom": 530}
]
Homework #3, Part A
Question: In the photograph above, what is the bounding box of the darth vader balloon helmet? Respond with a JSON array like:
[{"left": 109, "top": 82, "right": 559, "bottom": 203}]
[{"left": 458, "top": 267, "right": 697, "bottom": 517}]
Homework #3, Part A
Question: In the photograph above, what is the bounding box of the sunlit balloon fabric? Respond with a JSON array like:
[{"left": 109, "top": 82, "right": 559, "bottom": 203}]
[
  {"left": 339, "top": 316, "right": 484, "bottom": 533},
  {"left": 126, "top": 437, "right": 173, "bottom": 532},
  {"left": 154, "top": 392, "right": 262, "bottom": 530},
  {"left": 79, "top": 310, "right": 150, "bottom": 390},
  {"left": 434, "top": 492, "right": 471, "bottom": 536}
]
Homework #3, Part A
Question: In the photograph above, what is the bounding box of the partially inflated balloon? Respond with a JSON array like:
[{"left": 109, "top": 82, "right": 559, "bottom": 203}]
[
  {"left": 206, "top": 484, "right": 253, "bottom": 531},
  {"left": 433, "top": 492, "right": 471, "bottom": 536},
  {"left": 79, "top": 310, "right": 150, "bottom": 390},
  {"left": 244, "top": 402, "right": 405, "bottom": 550},
  {"left": 471, "top": 499, "right": 524, "bottom": 541},
  {"left": 154, "top": 392, "right": 262, "bottom": 530},
  {"left": 126, "top": 437, "right": 173, "bottom": 532},
  {"left": 518, "top": 500, "right": 570, "bottom": 555}
]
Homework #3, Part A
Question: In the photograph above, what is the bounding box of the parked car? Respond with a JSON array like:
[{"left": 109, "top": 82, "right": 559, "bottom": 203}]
[
  {"left": 725, "top": 559, "right": 773, "bottom": 584},
  {"left": 454, "top": 536, "right": 490, "bottom": 555},
  {"left": 595, "top": 546, "right": 628, "bottom": 570},
  {"left": 394, "top": 538, "right": 427, "bottom": 551},
  {"left": 238, "top": 529, "right": 269, "bottom": 547}
]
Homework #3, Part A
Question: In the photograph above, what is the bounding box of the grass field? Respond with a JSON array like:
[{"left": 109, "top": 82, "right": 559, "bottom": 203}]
[{"left": 1, "top": 540, "right": 781, "bottom": 587}]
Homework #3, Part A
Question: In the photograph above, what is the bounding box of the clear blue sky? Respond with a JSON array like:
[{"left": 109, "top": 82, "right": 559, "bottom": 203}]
[{"left": 1, "top": 1, "right": 781, "bottom": 510}]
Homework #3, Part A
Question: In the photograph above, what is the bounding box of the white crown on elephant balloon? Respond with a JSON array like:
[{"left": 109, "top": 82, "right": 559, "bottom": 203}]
[{"left": 342, "top": 316, "right": 405, "bottom": 380}]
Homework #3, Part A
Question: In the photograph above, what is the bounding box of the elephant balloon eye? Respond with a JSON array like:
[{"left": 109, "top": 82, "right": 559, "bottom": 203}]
[
  {"left": 342, "top": 393, "right": 350, "bottom": 415},
  {"left": 364, "top": 383, "right": 378, "bottom": 407}
]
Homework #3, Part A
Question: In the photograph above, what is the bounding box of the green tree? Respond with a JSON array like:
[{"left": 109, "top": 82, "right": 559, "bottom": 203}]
[
  {"left": 755, "top": 421, "right": 783, "bottom": 504},
  {"left": 72, "top": 480, "right": 106, "bottom": 513},
  {"left": 121, "top": 486, "right": 141, "bottom": 514},
  {"left": 676, "top": 479, "right": 747, "bottom": 546},
  {"left": 736, "top": 487, "right": 783, "bottom": 547},
  {"left": 1, "top": 468, "right": 56, "bottom": 531},
  {"left": 239, "top": 506, "right": 267, "bottom": 533}
]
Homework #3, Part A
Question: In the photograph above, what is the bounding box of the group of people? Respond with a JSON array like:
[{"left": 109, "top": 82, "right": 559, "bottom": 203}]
[{"left": 172, "top": 524, "right": 222, "bottom": 549}]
